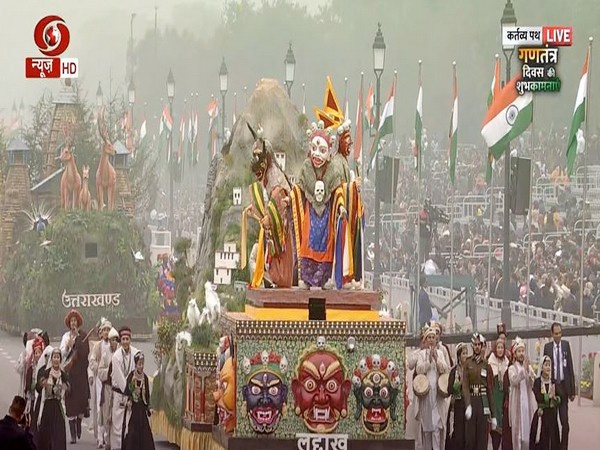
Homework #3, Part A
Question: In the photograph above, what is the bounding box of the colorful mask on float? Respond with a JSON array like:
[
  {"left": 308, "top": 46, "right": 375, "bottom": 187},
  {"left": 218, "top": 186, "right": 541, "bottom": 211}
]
[
  {"left": 291, "top": 339, "right": 351, "bottom": 433},
  {"left": 352, "top": 354, "right": 400, "bottom": 435},
  {"left": 214, "top": 336, "right": 236, "bottom": 432},
  {"left": 306, "top": 122, "right": 333, "bottom": 169},
  {"left": 241, "top": 351, "right": 289, "bottom": 434}
]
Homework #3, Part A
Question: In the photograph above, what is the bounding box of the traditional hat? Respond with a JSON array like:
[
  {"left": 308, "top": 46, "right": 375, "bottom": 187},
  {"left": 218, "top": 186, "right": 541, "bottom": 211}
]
[
  {"left": 456, "top": 342, "right": 469, "bottom": 357},
  {"left": 51, "top": 347, "right": 62, "bottom": 360},
  {"left": 430, "top": 321, "right": 443, "bottom": 335},
  {"left": 471, "top": 332, "right": 486, "bottom": 344},
  {"left": 108, "top": 327, "right": 119, "bottom": 340},
  {"left": 119, "top": 326, "right": 132, "bottom": 338},
  {"left": 422, "top": 325, "right": 437, "bottom": 341},
  {"left": 511, "top": 337, "right": 525, "bottom": 354},
  {"left": 32, "top": 337, "right": 45, "bottom": 352},
  {"left": 64, "top": 309, "right": 83, "bottom": 329},
  {"left": 134, "top": 351, "right": 144, "bottom": 364},
  {"left": 99, "top": 318, "right": 112, "bottom": 330}
]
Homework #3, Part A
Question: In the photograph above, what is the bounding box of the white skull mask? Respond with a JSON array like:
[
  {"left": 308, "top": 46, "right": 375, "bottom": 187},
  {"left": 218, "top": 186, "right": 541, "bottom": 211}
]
[
  {"left": 261, "top": 350, "right": 269, "bottom": 365},
  {"left": 358, "top": 358, "right": 368, "bottom": 373},
  {"left": 310, "top": 135, "right": 330, "bottom": 168},
  {"left": 316, "top": 336, "right": 326, "bottom": 349},
  {"left": 352, "top": 374, "right": 361, "bottom": 388},
  {"left": 386, "top": 361, "right": 396, "bottom": 375},
  {"left": 314, "top": 180, "right": 325, "bottom": 203},
  {"left": 279, "top": 355, "right": 288, "bottom": 373},
  {"left": 242, "top": 357, "right": 251, "bottom": 374},
  {"left": 371, "top": 354, "right": 381, "bottom": 370}
]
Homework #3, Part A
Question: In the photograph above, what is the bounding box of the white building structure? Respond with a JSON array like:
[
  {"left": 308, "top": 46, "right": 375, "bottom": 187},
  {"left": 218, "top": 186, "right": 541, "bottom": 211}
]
[{"left": 213, "top": 242, "right": 240, "bottom": 285}]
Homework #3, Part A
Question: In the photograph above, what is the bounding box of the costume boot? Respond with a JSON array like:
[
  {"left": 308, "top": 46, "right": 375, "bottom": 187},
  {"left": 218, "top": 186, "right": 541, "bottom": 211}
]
[
  {"left": 69, "top": 419, "right": 77, "bottom": 444},
  {"left": 76, "top": 417, "right": 82, "bottom": 439}
]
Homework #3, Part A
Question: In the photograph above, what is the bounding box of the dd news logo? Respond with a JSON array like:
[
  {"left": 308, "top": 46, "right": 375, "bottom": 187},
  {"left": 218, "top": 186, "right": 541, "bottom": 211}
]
[{"left": 25, "top": 15, "right": 79, "bottom": 79}]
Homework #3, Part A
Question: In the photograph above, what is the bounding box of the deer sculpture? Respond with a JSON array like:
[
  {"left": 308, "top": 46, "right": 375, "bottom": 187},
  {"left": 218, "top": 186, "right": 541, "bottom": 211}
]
[
  {"left": 96, "top": 108, "right": 117, "bottom": 210},
  {"left": 79, "top": 165, "right": 92, "bottom": 211},
  {"left": 59, "top": 144, "right": 82, "bottom": 210}
]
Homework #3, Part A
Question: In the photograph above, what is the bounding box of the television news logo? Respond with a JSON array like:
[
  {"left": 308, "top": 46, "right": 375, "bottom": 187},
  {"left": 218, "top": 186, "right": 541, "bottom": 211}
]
[{"left": 25, "top": 15, "right": 79, "bottom": 79}]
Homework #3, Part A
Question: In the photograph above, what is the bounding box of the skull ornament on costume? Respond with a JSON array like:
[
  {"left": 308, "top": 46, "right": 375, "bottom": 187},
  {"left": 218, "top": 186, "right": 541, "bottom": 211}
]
[
  {"left": 291, "top": 344, "right": 352, "bottom": 433},
  {"left": 314, "top": 181, "right": 325, "bottom": 204},
  {"left": 352, "top": 354, "right": 400, "bottom": 435},
  {"left": 241, "top": 351, "right": 289, "bottom": 434}
]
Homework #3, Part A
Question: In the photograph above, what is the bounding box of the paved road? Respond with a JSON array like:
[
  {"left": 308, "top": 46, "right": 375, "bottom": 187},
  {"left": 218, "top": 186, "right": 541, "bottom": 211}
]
[{"left": 0, "top": 329, "right": 175, "bottom": 449}]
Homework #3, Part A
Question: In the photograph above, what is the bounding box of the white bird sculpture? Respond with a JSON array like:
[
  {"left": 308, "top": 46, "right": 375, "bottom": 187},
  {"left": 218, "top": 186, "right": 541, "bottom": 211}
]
[
  {"left": 204, "top": 281, "right": 221, "bottom": 324},
  {"left": 175, "top": 331, "right": 192, "bottom": 373},
  {"left": 186, "top": 298, "right": 201, "bottom": 328}
]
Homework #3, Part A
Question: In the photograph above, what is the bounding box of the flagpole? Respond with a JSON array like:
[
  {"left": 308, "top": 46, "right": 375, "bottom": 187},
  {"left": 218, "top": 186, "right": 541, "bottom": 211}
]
[
  {"left": 415, "top": 60, "right": 422, "bottom": 334},
  {"left": 302, "top": 83, "right": 306, "bottom": 115},
  {"left": 344, "top": 77, "right": 348, "bottom": 116},
  {"left": 486, "top": 159, "right": 494, "bottom": 332},
  {"left": 360, "top": 73, "right": 365, "bottom": 178},
  {"left": 526, "top": 99, "right": 534, "bottom": 329},
  {"left": 389, "top": 70, "right": 398, "bottom": 302},
  {"left": 578, "top": 36, "right": 593, "bottom": 407},
  {"left": 450, "top": 61, "right": 456, "bottom": 332}
]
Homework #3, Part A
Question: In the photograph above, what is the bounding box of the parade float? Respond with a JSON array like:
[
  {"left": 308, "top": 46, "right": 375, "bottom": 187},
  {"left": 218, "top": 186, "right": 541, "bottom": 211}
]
[
  {"left": 150, "top": 78, "right": 413, "bottom": 450},
  {"left": 0, "top": 81, "right": 157, "bottom": 337}
]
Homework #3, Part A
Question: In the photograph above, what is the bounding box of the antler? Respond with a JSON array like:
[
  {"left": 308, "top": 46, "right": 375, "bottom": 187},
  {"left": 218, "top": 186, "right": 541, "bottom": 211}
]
[{"left": 97, "top": 107, "right": 110, "bottom": 144}]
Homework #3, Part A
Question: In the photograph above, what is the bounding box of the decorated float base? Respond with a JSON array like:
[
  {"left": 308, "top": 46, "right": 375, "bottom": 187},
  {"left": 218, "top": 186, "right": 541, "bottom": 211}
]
[
  {"left": 211, "top": 288, "right": 414, "bottom": 450},
  {"left": 244, "top": 288, "right": 380, "bottom": 321}
]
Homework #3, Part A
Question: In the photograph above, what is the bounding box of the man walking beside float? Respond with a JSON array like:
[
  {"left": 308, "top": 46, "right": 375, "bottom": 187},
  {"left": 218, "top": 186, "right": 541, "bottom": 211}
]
[
  {"left": 111, "top": 326, "right": 138, "bottom": 450},
  {"left": 60, "top": 309, "right": 90, "bottom": 444}
]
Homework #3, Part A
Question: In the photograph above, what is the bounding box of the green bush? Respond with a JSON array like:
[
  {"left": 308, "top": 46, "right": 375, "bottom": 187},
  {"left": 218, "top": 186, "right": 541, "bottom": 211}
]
[{"left": 0, "top": 210, "right": 153, "bottom": 336}]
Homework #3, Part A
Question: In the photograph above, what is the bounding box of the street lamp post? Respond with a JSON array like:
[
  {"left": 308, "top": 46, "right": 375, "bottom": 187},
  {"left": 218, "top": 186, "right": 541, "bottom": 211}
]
[
  {"left": 219, "top": 58, "right": 228, "bottom": 146},
  {"left": 166, "top": 69, "right": 175, "bottom": 240},
  {"left": 500, "top": 0, "right": 517, "bottom": 329},
  {"left": 372, "top": 23, "right": 386, "bottom": 289},
  {"left": 96, "top": 82, "right": 103, "bottom": 108},
  {"left": 284, "top": 42, "right": 296, "bottom": 98}
]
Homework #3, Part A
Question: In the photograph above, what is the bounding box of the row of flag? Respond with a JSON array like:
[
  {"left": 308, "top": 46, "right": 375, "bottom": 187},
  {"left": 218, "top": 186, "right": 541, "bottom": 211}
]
[{"left": 361, "top": 41, "right": 590, "bottom": 188}]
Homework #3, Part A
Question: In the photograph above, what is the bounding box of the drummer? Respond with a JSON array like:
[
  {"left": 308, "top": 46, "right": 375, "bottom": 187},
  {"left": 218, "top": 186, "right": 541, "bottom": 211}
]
[
  {"left": 462, "top": 333, "right": 496, "bottom": 450},
  {"left": 414, "top": 325, "right": 450, "bottom": 450}
]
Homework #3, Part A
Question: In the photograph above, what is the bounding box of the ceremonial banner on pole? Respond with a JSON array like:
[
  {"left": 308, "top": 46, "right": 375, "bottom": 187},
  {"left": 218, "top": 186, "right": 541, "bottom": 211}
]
[
  {"left": 566, "top": 46, "right": 589, "bottom": 176},
  {"left": 449, "top": 62, "right": 458, "bottom": 185},
  {"left": 481, "top": 73, "right": 532, "bottom": 159}
]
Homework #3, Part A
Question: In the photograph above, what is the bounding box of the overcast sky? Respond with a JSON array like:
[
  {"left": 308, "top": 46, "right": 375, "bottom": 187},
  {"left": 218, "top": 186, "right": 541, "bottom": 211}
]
[{"left": 0, "top": 0, "right": 328, "bottom": 117}]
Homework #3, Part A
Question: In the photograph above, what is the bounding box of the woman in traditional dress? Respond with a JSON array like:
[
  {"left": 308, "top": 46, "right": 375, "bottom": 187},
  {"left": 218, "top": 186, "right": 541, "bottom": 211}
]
[
  {"left": 529, "top": 355, "right": 560, "bottom": 450},
  {"left": 445, "top": 343, "right": 468, "bottom": 450},
  {"left": 488, "top": 339, "right": 510, "bottom": 450},
  {"left": 36, "top": 348, "right": 69, "bottom": 450},
  {"left": 122, "top": 352, "right": 155, "bottom": 450},
  {"left": 25, "top": 338, "right": 45, "bottom": 435}
]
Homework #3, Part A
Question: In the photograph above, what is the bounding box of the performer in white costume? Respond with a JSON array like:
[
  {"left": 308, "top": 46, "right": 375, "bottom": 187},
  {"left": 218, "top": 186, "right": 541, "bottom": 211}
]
[
  {"left": 98, "top": 327, "right": 119, "bottom": 449},
  {"left": 414, "top": 325, "right": 450, "bottom": 450},
  {"left": 110, "top": 327, "right": 138, "bottom": 450},
  {"left": 89, "top": 319, "right": 112, "bottom": 448}
]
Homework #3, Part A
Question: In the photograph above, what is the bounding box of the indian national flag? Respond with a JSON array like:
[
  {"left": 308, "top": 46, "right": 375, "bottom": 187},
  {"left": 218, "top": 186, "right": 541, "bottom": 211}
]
[
  {"left": 414, "top": 83, "right": 423, "bottom": 170},
  {"left": 486, "top": 55, "right": 501, "bottom": 183},
  {"left": 449, "top": 64, "right": 458, "bottom": 185},
  {"left": 481, "top": 74, "right": 532, "bottom": 159},
  {"left": 487, "top": 55, "right": 501, "bottom": 108},
  {"left": 566, "top": 48, "right": 589, "bottom": 176},
  {"left": 368, "top": 79, "right": 395, "bottom": 173}
]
